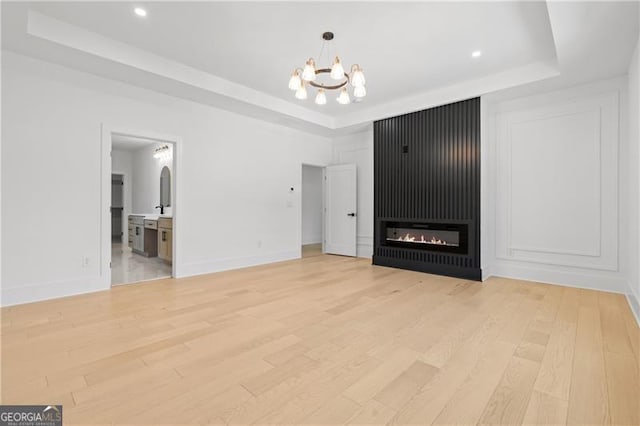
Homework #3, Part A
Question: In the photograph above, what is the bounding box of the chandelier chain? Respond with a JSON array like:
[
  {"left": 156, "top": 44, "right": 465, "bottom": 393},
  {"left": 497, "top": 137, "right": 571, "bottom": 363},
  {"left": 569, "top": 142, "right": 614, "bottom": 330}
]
[{"left": 318, "top": 41, "right": 326, "bottom": 68}]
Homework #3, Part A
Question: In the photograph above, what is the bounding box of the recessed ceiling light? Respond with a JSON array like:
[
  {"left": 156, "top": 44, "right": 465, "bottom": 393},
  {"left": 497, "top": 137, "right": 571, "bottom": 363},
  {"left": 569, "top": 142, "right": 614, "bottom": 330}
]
[
  {"left": 471, "top": 50, "right": 482, "bottom": 58},
  {"left": 134, "top": 7, "right": 147, "bottom": 17}
]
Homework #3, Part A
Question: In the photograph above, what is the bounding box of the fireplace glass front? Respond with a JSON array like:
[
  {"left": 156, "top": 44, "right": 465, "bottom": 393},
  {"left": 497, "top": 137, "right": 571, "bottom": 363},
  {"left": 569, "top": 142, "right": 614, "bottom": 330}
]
[{"left": 382, "top": 221, "right": 468, "bottom": 254}]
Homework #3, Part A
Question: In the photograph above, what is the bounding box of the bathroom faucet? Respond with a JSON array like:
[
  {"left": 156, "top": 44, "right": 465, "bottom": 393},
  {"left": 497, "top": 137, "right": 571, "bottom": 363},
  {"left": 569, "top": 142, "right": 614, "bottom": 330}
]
[{"left": 155, "top": 204, "right": 165, "bottom": 215}]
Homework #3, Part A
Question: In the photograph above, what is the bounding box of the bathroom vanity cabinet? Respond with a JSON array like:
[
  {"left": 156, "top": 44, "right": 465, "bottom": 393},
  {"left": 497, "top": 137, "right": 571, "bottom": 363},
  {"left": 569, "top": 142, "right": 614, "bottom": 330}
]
[
  {"left": 158, "top": 217, "right": 173, "bottom": 263},
  {"left": 128, "top": 215, "right": 158, "bottom": 257}
]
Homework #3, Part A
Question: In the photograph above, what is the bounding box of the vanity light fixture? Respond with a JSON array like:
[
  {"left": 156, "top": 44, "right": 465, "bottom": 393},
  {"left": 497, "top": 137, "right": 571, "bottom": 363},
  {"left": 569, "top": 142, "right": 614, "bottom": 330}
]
[{"left": 153, "top": 145, "right": 171, "bottom": 161}]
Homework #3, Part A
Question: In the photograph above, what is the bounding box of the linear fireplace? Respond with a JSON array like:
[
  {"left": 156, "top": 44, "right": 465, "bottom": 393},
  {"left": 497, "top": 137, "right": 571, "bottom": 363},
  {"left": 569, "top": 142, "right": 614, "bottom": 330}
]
[{"left": 382, "top": 221, "right": 468, "bottom": 254}]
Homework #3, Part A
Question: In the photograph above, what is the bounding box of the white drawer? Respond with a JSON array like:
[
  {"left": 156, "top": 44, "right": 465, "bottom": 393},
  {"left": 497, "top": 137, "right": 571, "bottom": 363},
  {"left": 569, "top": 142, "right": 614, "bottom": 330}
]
[{"left": 129, "top": 215, "right": 144, "bottom": 225}]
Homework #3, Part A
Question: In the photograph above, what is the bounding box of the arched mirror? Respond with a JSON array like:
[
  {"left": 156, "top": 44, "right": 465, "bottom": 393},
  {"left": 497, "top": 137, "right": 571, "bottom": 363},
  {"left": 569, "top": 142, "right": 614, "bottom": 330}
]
[{"left": 160, "top": 166, "right": 171, "bottom": 207}]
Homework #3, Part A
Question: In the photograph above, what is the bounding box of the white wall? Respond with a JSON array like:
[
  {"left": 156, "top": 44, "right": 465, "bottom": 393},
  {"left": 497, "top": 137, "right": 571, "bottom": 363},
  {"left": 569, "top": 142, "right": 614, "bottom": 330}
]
[
  {"left": 111, "top": 149, "right": 133, "bottom": 244},
  {"left": 132, "top": 143, "right": 174, "bottom": 216},
  {"left": 1, "top": 51, "right": 332, "bottom": 306},
  {"left": 332, "top": 126, "right": 374, "bottom": 258},
  {"left": 483, "top": 77, "right": 629, "bottom": 293},
  {"left": 627, "top": 24, "right": 640, "bottom": 322},
  {"left": 301, "top": 165, "right": 323, "bottom": 245}
]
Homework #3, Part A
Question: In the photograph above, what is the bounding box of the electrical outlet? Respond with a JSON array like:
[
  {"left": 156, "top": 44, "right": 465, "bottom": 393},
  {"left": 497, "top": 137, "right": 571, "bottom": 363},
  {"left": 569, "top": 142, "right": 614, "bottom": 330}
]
[{"left": 82, "top": 256, "right": 90, "bottom": 268}]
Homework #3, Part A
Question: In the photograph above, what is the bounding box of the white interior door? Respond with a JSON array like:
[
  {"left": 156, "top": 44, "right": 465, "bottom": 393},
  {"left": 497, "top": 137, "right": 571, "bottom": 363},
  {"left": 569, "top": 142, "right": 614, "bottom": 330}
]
[{"left": 325, "top": 164, "right": 357, "bottom": 257}]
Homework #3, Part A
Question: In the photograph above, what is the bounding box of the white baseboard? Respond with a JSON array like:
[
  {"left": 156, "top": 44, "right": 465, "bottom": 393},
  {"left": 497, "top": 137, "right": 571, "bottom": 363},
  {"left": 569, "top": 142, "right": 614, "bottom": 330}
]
[
  {"left": 357, "top": 235, "right": 373, "bottom": 258},
  {"left": 177, "top": 250, "right": 299, "bottom": 278},
  {"left": 481, "top": 266, "right": 493, "bottom": 281},
  {"left": 490, "top": 261, "right": 627, "bottom": 294},
  {"left": 357, "top": 244, "right": 373, "bottom": 258},
  {"left": 2, "top": 276, "right": 109, "bottom": 307},
  {"left": 626, "top": 290, "right": 640, "bottom": 328},
  {"left": 302, "top": 236, "right": 322, "bottom": 245}
]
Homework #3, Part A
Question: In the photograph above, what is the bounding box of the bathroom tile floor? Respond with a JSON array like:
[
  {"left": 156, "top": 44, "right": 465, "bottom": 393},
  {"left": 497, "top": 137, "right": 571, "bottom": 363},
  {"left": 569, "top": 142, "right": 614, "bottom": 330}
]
[{"left": 111, "top": 242, "right": 172, "bottom": 285}]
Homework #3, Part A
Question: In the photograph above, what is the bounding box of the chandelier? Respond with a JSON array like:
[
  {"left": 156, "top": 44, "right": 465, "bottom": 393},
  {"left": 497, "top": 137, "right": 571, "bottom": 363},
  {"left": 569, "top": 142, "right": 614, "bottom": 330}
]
[{"left": 288, "top": 31, "right": 366, "bottom": 105}]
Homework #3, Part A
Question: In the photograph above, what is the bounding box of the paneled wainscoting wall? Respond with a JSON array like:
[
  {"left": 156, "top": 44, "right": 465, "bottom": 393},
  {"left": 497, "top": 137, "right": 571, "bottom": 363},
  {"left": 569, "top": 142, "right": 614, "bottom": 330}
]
[{"left": 484, "top": 78, "right": 628, "bottom": 294}]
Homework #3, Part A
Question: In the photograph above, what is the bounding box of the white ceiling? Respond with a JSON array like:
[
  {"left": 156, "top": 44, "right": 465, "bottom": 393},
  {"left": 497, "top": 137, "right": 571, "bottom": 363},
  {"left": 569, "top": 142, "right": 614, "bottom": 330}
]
[
  {"left": 1, "top": 2, "right": 638, "bottom": 134},
  {"left": 12, "top": 1, "right": 557, "bottom": 115},
  {"left": 112, "top": 134, "right": 159, "bottom": 151}
]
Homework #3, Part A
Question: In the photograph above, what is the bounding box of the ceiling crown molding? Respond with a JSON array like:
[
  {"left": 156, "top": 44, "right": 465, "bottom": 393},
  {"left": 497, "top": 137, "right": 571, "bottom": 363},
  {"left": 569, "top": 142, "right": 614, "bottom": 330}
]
[{"left": 26, "top": 10, "right": 337, "bottom": 133}]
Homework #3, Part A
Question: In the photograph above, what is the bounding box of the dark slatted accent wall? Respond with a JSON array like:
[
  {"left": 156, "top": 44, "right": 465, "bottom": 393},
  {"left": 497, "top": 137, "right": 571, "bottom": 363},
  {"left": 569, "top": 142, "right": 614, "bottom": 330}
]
[{"left": 373, "top": 97, "right": 481, "bottom": 280}]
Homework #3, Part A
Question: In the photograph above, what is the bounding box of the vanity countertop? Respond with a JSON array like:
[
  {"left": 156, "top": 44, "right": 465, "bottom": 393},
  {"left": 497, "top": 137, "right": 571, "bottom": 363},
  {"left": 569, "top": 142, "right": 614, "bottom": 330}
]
[{"left": 130, "top": 214, "right": 173, "bottom": 220}]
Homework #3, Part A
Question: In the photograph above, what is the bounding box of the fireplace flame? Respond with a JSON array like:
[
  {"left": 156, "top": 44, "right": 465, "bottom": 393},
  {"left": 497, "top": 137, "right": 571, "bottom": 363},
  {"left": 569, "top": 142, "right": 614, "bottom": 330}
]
[{"left": 390, "top": 233, "right": 449, "bottom": 245}]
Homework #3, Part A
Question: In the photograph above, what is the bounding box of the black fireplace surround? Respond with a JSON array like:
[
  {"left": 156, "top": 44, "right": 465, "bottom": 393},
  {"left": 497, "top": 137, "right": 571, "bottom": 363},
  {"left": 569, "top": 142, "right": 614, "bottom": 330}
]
[{"left": 373, "top": 97, "right": 481, "bottom": 280}]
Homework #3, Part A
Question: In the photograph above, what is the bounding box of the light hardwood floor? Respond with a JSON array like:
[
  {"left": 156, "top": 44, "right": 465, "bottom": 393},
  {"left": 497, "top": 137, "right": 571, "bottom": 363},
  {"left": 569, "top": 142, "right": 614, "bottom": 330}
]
[
  {"left": 2, "top": 255, "right": 639, "bottom": 425},
  {"left": 302, "top": 243, "right": 323, "bottom": 258}
]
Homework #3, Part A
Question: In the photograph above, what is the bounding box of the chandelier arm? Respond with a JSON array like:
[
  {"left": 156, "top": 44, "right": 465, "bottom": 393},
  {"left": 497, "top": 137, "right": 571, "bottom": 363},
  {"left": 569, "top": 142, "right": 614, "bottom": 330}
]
[{"left": 308, "top": 68, "right": 350, "bottom": 90}]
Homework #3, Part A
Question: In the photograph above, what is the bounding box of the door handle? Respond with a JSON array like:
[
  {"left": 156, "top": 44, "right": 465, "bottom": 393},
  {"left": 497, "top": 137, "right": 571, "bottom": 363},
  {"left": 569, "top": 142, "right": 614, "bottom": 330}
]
[{"left": 347, "top": 212, "right": 356, "bottom": 217}]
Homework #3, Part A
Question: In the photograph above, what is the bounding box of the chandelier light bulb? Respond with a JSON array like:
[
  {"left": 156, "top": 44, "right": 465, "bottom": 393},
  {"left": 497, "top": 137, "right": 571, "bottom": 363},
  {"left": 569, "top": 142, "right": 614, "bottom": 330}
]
[
  {"left": 330, "top": 56, "right": 345, "bottom": 80},
  {"left": 351, "top": 65, "right": 366, "bottom": 88},
  {"left": 336, "top": 87, "right": 351, "bottom": 105},
  {"left": 302, "top": 58, "right": 316, "bottom": 82},
  {"left": 288, "top": 70, "right": 302, "bottom": 91},
  {"left": 353, "top": 85, "right": 366, "bottom": 98},
  {"left": 314, "top": 89, "right": 327, "bottom": 105},
  {"left": 295, "top": 84, "right": 308, "bottom": 100}
]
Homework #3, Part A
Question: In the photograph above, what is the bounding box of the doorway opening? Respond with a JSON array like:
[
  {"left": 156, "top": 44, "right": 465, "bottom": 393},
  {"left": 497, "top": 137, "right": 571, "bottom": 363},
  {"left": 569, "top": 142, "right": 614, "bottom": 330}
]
[
  {"left": 109, "top": 133, "right": 176, "bottom": 286},
  {"left": 301, "top": 164, "right": 324, "bottom": 258}
]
